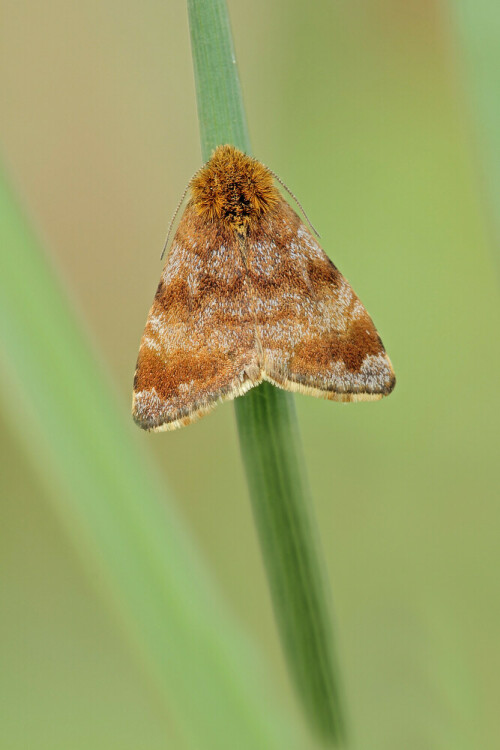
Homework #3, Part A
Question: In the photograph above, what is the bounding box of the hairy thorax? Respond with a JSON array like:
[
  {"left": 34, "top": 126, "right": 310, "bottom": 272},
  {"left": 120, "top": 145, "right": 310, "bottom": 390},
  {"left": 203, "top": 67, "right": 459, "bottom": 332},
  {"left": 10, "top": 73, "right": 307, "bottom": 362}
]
[{"left": 190, "top": 144, "right": 280, "bottom": 234}]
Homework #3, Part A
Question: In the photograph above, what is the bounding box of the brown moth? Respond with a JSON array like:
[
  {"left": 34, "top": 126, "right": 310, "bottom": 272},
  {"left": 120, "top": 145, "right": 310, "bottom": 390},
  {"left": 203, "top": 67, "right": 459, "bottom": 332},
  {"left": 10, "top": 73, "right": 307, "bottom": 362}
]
[{"left": 133, "top": 145, "right": 395, "bottom": 431}]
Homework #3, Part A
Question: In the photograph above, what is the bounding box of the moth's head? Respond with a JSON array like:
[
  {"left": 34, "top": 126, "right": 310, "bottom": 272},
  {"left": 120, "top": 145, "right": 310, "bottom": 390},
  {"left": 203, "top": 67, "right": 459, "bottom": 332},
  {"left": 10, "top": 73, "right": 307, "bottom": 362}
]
[{"left": 190, "top": 145, "right": 280, "bottom": 234}]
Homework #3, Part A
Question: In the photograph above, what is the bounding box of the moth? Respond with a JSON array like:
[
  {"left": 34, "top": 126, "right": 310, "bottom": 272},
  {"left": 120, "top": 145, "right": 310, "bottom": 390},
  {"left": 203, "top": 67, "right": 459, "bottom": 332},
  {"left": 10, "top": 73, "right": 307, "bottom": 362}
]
[{"left": 133, "top": 145, "right": 395, "bottom": 431}]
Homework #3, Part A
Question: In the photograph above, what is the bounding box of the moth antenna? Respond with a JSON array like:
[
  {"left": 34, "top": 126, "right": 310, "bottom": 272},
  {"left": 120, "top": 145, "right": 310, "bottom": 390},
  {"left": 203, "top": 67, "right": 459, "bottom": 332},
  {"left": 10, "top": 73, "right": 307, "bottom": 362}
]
[
  {"left": 269, "top": 169, "right": 321, "bottom": 238},
  {"left": 160, "top": 179, "right": 193, "bottom": 261}
]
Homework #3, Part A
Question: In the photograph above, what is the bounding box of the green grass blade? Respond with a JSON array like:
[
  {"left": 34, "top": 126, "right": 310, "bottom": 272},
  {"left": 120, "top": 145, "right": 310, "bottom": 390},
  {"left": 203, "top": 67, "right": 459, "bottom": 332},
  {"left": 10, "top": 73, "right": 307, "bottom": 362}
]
[
  {"left": 189, "top": 0, "right": 249, "bottom": 160},
  {"left": 452, "top": 2, "right": 500, "bottom": 262},
  {"left": 0, "top": 166, "right": 299, "bottom": 750},
  {"left": 236, "top": 384, "right": 347, "bottom": 744},
  {"left": 188, "top": 1, "right": 347, "bottom": 744}
]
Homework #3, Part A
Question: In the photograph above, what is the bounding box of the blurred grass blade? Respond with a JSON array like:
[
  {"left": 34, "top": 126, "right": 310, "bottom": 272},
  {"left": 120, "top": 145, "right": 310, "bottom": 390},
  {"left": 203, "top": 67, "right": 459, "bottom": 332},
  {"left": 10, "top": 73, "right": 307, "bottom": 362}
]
[
  {"left": 188, "top": 0, "right": 347, "bottom": 744},
  {"left": 452, "top": 2, "right": 500, "bottom": 259},
  {"left": 0, "top": 165, "right": 300, "bottom": 750}
]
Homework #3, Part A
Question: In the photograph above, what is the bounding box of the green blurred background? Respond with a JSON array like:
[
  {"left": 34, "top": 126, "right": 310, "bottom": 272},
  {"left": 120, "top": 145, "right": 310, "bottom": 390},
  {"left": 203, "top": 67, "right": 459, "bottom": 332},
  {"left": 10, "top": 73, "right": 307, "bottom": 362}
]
[{"left": 1, "top": 1, "right": 499, "bottom": 748}]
